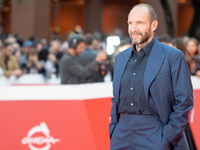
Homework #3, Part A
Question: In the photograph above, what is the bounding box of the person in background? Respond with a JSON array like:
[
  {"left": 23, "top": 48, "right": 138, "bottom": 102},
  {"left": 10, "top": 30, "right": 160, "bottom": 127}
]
[
  {"left": 91, "top": 38, "right": 110, "bottom": 82},
  {"left": 110, "top": 41, "right": 132, "bottom": 80},
  {"left": 92, "top": 39, "right": 102, "bottom": 51},
  {"left": 158, "top": 34, "right": 172, "bottom": 46},
  {"left": 4, "top": 35, "right": 18, "bottom": 53},
  {"left": 186, "top": 38, "right": 200, "bottom": 77},
  {"left": 4, "top": 35, "right": 17, "bottom": 45},
  {"left": 60, "top": 41, "right": 69, "bottom": 54},
  {"left": 172, "top": 38, "right": 191, "bottom": 72},
  {"left": 35, "top": 40, "right": 48, "bottom": 62},
  {"left": 20, "top": 40, "right": 33, "bottom": 74},
  {"left": 14, "top": 50, "right": 21, "bottom": 66},
  {"left": 0, "top": 43, "right": 22, "bottom": 78},
  {"left": 26, "top": 48, "right": 45, "bottom": 74},
  {"left": 14, "top": 34, "right": 24, "bottom": 47},
  {"left": 182, "top": 35, "right": 190, "bottom": 44},
  {"left": 76, "top": 33, "right": 99, "bottom": 83},
  {"left": 40, "top": 38, "right": 48, "bottom": 49},
  {"left": 12, "top": 42, "right": 21, "bottom": 53},
  {"left": 60, "top": 34, "right": 107, "bottom": 84},
  {"left": 45, "top": 37, "right": 63, "bottom": 77}
]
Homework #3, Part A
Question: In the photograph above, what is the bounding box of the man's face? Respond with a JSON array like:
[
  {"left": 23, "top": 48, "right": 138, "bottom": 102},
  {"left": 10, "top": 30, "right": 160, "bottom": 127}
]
[
  {"left": 74, "top": 42, "right": 85, "bottom": 57},
  {"left": 128, "top": 7, "right": 153, "bottom": 45},
  {"left": 5, "top": 45, "right": 13, "bottom": 58}
]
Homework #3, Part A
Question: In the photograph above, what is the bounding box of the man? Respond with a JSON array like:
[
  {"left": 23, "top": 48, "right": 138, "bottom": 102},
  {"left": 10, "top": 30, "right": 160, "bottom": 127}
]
[
  {"left": 76, "top": 33, "right": 100, "bottom": 83},
  {"left": 0, "top": 43, "right": 22, "bottom": 78},
  {"left": 109, "top": 4, "right": 193, "bottom": 150},
  {"left": 77, "top": 33, "right": 98, "bottom": 66},
  {"left": 60, "top": 34, "right": 107, "bottom": 84}
]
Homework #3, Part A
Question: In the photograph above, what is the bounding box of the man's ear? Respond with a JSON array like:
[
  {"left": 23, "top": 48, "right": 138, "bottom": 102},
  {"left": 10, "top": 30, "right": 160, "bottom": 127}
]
[{"left": 151, "top": 20, "right": 158, "bottom": 32}]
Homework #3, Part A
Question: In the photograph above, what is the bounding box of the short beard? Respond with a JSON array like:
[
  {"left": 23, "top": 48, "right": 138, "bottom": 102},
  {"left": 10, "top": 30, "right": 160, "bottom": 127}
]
[{"left": 130, "top": 27, "right": 151, "bottom": 47}]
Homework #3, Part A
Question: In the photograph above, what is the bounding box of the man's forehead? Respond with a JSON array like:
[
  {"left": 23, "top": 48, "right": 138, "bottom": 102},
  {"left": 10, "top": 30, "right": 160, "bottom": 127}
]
[
  {"left": 128, "top": 6, "right": 149, "bottom": 20},
  {"left": 131, "top": 5, "right": 149, "bottom": 12}
]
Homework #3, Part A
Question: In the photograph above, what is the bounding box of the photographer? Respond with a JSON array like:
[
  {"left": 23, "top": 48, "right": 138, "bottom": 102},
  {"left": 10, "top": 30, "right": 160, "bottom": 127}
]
[
  {"left": 26, "top": 48, "right": 45, "bottom": 74},
  {"left": 60, "top": 34, "right": 107, "bottom": 84}
]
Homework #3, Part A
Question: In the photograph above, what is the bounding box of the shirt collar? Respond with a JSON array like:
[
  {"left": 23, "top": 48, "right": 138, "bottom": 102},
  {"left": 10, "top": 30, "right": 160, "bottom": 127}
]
[{"left": 132, "top": 37, "right": 155, "bottom": 55}]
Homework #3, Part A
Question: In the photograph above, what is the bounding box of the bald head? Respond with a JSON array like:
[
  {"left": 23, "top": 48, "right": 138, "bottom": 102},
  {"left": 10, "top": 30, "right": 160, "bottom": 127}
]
[
  {"left": 127, "top": 3, "right": 158, "bottom": 48},
  {"left": 130, "top": 4, "right": 157, "bottom": 23}
]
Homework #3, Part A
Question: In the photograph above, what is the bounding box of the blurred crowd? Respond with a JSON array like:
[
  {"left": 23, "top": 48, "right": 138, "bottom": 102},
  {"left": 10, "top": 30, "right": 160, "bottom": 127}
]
[
  {"left": 157, "top": 34, "right": 200, "bottom": 77},
  {"left": 0, "top": 30, "right": 200, "bottom": 85}
]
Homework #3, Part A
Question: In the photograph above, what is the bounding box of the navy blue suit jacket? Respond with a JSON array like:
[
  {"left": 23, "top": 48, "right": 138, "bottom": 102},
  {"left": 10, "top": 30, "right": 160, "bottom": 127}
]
[{"left": 109, "top": 38, "right": 193, "bottom": 148}]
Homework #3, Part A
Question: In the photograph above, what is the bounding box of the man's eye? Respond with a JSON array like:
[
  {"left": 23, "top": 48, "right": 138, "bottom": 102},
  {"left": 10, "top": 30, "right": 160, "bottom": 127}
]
[{"left": 138, "top": 22, "right": 142, "bottom": 24}]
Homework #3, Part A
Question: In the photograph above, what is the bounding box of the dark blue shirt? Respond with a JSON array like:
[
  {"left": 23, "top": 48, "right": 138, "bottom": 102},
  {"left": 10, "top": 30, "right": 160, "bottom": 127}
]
[{"left": 118, "top": 38, "right": 155, "bottom": 114}]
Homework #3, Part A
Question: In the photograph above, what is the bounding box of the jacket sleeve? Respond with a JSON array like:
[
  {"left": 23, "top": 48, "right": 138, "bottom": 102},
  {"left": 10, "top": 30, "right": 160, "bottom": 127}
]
[
  {"left": 162, "top": 51, "right": 193, "bottom": 145},
  {"left": 3, "top": 57, "right": 20, "bottom": 78},
  {"left": 63, "top": 57, "right": 98, "bottom": 78},
  {"left": 109, "top": 55, "right": 118, "bottom": 139}
]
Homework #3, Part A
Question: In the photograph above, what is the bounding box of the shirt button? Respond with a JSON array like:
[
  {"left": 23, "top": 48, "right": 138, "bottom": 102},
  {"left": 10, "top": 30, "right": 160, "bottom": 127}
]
[
  {"left": 131, "top": 103, "right": 133, "bottom": 106},
  {"left": 135, "top": 59, "right": 137, "bottom": 61},
  {"left": 130, "top": 88, "right": 133, "bottom": 90},
  {"left": 133, "top": 73, "right": 136, "bottom": 75}
]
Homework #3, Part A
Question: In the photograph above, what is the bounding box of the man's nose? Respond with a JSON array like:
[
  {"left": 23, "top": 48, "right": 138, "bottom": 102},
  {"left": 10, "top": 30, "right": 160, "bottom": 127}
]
[{"left": 130, "top": 25, "right": 138, "bottom": 32}]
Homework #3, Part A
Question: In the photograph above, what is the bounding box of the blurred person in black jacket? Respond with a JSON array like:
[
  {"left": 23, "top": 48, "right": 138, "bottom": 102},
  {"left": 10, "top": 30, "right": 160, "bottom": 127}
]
[
  {"left": 26, "top": 48, "right": 45, "bottom": 75},
  {"left": 35, "top": 40, "right": 48, "bottom": 62},
  {"left": 45, "top": 37, "right": 63, "bottom": 77}
]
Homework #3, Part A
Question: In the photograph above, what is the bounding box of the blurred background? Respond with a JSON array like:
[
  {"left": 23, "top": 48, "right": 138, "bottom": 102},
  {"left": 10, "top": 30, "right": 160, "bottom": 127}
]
[
  {"left": 0, "top": 1, "right": 200, "bottom": 150},
  {"left": 0, "top": 0, "right": 200, "bottom": 85},
  {"left": 0, "top": 0, "right": 199, "bottom": 40}
]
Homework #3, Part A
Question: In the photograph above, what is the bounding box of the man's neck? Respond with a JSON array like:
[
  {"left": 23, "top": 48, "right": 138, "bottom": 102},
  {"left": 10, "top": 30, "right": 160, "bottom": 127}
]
[
  {"left": 135, "top": 36, "right": 153, "bottom": 52},
  {"left": 68, "top": 48, "right": 76, "bottom": 57}
]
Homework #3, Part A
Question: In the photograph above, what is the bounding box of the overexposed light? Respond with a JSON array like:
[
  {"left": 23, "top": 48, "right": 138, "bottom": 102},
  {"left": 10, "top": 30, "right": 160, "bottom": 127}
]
[
  {"left": 107, "top": 36, "right": 120, "bottom": 46},
  {"left": 106, "top": 44, "right": 115, "bottom": 55}
]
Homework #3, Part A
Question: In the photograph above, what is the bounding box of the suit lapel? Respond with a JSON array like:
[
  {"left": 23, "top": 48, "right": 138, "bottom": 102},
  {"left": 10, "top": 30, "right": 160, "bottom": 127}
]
[
  {"left": 114, "top": 47, "right": 132, "bottom": 103},
  {"left": 143, "top": 38, "right": 166, "bottom": 102}
]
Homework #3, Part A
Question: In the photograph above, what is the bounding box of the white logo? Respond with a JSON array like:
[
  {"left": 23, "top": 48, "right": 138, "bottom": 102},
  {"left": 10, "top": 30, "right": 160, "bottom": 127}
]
[{"left": 21, "top": 122, "right": 60, "bottom": 150}]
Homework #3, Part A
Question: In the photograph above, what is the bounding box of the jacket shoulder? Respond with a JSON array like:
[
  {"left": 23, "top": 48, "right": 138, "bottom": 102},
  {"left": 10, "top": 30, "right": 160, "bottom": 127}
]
[
  {"left": 158, "top": 41, "right": 185, "bottom": 61},
  {"left": 160, "top": 42, "right": 183, "bottom": 55}
]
